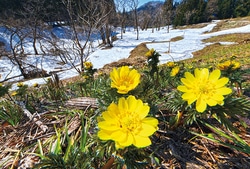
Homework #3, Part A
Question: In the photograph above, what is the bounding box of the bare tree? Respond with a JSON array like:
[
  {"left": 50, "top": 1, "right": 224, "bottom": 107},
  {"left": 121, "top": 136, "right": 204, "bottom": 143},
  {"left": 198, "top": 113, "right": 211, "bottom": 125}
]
[
  {"left": 115, "top": 0, "right": 129, "bottom": 39},
  {"left": 62, "top": 0, "right": 114, "bottom": 73},
  {"left": 163, "top": 0, "right": 174, "bottom": 33},
  {"left": 128, "top": 0, "right": 139, "bottom": 40},
  {"left": 101, "top": 0, "right": 116, "bottom": 47},
  {"left": 1, "top": 18, "right": 48, "bottom": 79},
  {"left": 18, "top": 0, "right": 52, "bottom": 55},
  {"left": 139, "top": 11, "right": 151, "bottom": 31}
]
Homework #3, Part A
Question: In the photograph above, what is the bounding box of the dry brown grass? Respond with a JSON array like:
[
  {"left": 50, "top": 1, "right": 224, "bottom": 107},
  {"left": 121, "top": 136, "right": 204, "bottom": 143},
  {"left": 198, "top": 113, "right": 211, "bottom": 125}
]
[
  {"left": 187, "top": 32, "right": 250, "bottom": 68},
  {"left": 177, "top": 22, "right": 210, "bottom": 29},
  {"left": 98, "top": 43, "right": 148, "bottom": 75},
  {"left": 170, "top": 36, "right": 184, "bottom": 42},
  {"left": 209, "top": 16, "right": 250, "bottom": 32},
  {"left": 203, "top": 33, "right": 250, "bottom": 43}
]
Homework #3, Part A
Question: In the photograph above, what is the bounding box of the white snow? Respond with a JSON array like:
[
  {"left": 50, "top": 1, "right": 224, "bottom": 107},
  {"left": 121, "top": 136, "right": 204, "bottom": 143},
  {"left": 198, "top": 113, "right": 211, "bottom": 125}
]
[{"left": 0, "top": 20, "right": 249, "bottom": 90}]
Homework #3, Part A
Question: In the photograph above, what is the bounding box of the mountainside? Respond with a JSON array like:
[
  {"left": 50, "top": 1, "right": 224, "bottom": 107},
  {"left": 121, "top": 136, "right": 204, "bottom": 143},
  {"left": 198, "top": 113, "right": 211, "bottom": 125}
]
[{"left": 137, "top": 1, "right": 164, "bottom": 13}]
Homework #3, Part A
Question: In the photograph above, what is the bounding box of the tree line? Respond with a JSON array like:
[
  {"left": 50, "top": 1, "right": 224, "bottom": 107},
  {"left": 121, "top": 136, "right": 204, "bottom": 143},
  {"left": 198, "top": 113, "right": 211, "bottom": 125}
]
[
  {"left": 0, "top": 0, "right": 249, "bottom": 29},
  {"left": 167, "top": 0, "right": 250, "bottom": 27}
]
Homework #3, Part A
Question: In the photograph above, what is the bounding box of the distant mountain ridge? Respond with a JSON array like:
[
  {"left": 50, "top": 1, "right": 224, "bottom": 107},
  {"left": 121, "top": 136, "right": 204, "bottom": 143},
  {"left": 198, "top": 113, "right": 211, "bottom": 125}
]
[{"left": 137, "top": 1, "right": 164, "bottom": 12}]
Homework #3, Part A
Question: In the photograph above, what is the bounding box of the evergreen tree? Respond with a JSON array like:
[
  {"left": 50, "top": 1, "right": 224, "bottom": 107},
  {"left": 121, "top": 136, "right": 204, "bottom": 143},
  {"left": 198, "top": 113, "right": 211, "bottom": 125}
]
[
  {"left": 217, "top": 0, "right": 236, "bottom": 19},
  {"left": 205, "top": 0, "right": 219, "bottom": 21},
  {"left": 234, "top": 0, "right": 250, "bottom": 17}
]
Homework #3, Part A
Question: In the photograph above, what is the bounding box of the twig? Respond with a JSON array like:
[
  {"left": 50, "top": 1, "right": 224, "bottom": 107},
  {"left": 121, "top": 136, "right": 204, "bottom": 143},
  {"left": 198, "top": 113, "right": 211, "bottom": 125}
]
[{"left": 196, "top": 121, "right": 216, "bottom": 163}]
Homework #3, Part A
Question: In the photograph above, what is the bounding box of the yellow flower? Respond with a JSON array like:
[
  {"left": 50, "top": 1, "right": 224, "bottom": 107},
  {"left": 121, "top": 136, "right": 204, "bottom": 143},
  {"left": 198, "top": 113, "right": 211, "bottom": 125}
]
[
  {"left": 82, "top": 75, "right": 89, "bottom": 79},
  {"left": 11, "top": 91, "right": 18, "bottom": 96},
  {"left": 17, "top": 82, "right": 24, "bottom": 87},
  {"left": 84, "top": 61, "right": 93, "bottom": 70},
  {"left": 166, "top": 61, "right": 175, "bottom": 68},
  {"left": 170, "top": 66, "right": 180, "bottom": 77},
  {"left": 145, "top": 48, "right": 155, "bottom": 58},
  {"left": 217, "top": 60, "right": 230, "bottom": 70},
  {"left": 110, "top": 66, "right": 140, "bottom": 94},
  {"left": 97, "top": 95, "right": 158, "bottom": 149},
  {"left": 33, "top": 83, "right": 39, "bottom": 87},
  {"left": 177, "top": 68, "right": 232, "bottom": 112},
  {"left": 0, "top": 83, "right": 2, "bottom": 87},
  {"left": 231, "top": 60, "right": 241, "bottom": 70}
]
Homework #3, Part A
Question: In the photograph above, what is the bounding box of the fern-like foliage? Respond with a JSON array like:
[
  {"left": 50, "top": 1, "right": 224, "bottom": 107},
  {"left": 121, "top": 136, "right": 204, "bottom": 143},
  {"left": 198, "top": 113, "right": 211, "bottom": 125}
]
[{"left": 209, "top": 96, "right": 250, "bottom": 131}]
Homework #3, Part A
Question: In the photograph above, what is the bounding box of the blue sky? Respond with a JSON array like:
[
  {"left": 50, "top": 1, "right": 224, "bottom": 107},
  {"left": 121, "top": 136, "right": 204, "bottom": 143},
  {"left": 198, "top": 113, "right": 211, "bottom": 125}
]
[{"left": 138, "top": 0, "right": 164, "bottom": 7}]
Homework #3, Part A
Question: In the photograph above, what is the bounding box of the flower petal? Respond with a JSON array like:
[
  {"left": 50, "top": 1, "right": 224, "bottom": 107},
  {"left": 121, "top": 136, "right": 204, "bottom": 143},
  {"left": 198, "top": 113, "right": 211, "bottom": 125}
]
[
  {"left": 98, "top": 130, "right": 113, "bottom": 140},
  {"left": 215, "top": 77, "right": 229, "bottom": 88},
  {"left": 138, "top": 123, "right": 157, "bottom": 136},
  {"left": 196, "top": 97, "right": 207, "bottom": 112},
  {"left": 216, "top": 87, "right": 232, "bottom": 95},
  {"left": 142, "top": 117, "right": 158, "bottom": 128},
  {"left": 133, "top": 135, "right": 151, "bottom": 148},
  {"left": 177, "top": 85, "right": 189, "bottom": 92},
  {"left": 118, "top": 133, "right": 133, "bottom": 147},
  {"left": 209, "top": 69, "right": 220, "bottom": 81},
  {"left": 98, "top": 121, "right": 120, "bottom": 131}
]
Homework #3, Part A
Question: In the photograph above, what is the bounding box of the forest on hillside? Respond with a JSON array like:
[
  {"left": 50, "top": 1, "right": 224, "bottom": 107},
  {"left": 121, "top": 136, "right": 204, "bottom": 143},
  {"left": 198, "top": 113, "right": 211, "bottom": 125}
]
[{"left": 0, "top": 0, "right": 249, "bottom": 27}]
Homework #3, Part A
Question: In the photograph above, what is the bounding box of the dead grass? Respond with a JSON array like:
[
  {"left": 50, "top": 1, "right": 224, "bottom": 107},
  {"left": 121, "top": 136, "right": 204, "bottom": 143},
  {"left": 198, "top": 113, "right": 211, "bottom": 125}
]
[
  {"left": 177, "top": 22, "right": 210, "bottom": 29},
  {"left": 98, "top": 43, "right": 148, "bottom": 75},
  {"left": 203, "top": 33, "right": 250, "bottom": 43},
  {"left": 209, "top": 16, "right": 250, "bottom": 32},
  {"left": 187, "top": 33, "right": 250, "bottom": 68},
  {"left": 170, "top": 36, "right": 184, "bottom": 42}
]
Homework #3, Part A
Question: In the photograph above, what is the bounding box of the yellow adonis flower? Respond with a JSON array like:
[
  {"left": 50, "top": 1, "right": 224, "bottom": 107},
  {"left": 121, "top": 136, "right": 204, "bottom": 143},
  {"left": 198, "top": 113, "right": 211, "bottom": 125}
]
[
  {"left": 33, "top": 83, "right": 39, "bottom": 88},
  {"left": 145, "top": 48, "right": 155, "bottom": 58},
  {"left": 110, "top": 66, "right": 140, "bottom": 94},
  {"left": 166, "top": 61, "right": 175, "bottom": 68},
  {"left": 231, "top": 60, "right": 241, "bottom": 70},
  {"left": 170, "top": 66, "right": 180, "bottom": 77},
  {"left": 97, "top": 95, "right": 158, "bottom": 149},
  {"left": 17, "top": 82, "right": 24, "bottom": 87},
  {"left": 177, "top": 68, "right": 232, "bottom": 113},
  {"left": 83, "top": 61, "right": 93, "bottom": 70},
  {"left": 11, "top": 91, "right": 18, "bottom": 96}
]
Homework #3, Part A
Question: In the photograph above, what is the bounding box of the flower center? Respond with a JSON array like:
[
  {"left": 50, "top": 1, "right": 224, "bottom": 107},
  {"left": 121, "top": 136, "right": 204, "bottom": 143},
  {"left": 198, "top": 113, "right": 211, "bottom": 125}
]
[
  {"left": 199, "top": 84, "right": 209, "bottom": 94},
  {"left": 119, "top": 114, "right": 140, "bottom": 132},
  {"left": 197, "top": 81, "right": 216, "bottom": 97},
  {"left": 119, "top": 76, "right": 133, "bottom": 88}
]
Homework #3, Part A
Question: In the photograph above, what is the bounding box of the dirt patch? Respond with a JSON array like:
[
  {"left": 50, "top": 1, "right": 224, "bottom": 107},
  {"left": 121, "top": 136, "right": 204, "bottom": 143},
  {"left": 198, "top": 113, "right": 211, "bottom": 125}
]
[
  {"left": 98, "top": 43, "right": 149, "bottom": 75},
  {"left": 177, "top": 22, "right": 210, "bottom": 29}
]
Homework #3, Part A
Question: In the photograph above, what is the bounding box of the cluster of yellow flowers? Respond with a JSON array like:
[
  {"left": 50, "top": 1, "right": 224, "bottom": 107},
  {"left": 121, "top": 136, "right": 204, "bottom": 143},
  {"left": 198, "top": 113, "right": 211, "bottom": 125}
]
[
  {"left": 217, "top": 60, "right": 241, "bottom": 71},
  {"left": 98, "top": 66, "right": 158, "bottom": 149}
]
